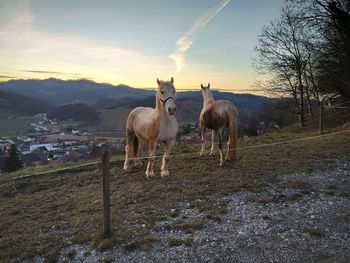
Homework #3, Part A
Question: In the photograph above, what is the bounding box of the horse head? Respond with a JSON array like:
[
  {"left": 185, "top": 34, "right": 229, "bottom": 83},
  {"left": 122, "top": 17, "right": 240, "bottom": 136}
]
[
  {"left": 157, "top": 77, "right": 177, "bottom": 116},
  {"left": 200, "top": 83, "right": 214, "bottom": 103},
  {"left": 201, "top": 83, "right": 211, "bottom": 91}
]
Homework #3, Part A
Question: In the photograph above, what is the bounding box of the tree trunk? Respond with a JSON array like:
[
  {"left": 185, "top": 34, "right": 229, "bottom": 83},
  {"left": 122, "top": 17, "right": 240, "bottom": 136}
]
[
  {"left": 305, "top": 87, "right": 313, "bottom": 117},
  {"left": 298, "top": 71, "right": 305, "bottom": 127}
]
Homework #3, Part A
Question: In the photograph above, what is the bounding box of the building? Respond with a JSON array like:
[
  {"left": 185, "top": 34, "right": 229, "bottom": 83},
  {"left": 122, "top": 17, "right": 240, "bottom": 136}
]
[{"left": 29, "top": 143, "right": 54, "bottom": 152}]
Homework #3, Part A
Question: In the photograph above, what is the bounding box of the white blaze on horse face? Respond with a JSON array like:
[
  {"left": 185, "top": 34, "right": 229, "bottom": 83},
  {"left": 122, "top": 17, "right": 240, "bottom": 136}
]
[{"left": 161, "top": 84, "right": 176, "bottom": 116}]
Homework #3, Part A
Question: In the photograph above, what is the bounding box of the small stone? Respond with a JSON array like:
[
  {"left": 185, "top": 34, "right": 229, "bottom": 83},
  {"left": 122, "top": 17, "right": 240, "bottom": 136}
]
[{"left": 238, "top": 230, "right": 246, "bottom": 236}]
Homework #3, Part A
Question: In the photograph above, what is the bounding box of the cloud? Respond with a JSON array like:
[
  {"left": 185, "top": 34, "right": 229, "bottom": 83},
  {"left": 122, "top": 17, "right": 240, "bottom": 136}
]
[
  {"left": 21, "top": 70, "right": 83, "bottom": 76},
  {"left": 169, "top": 0, "right": 231, "bottom": 74},
  {"left": 0, "top": 75, "right": 13, "bottom": 79},
  {"left": 0, "top": 1, "right": 172, "bottom": 86}
]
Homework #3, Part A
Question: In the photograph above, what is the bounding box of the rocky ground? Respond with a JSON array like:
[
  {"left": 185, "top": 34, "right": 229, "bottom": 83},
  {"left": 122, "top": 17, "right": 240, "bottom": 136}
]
[{"left": 58, "top": 161, "right": 350, "bottom": 263}]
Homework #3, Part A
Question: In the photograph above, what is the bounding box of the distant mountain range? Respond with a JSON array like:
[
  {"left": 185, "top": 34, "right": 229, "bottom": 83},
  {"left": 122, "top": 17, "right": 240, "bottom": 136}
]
[
  {"left": 0, "top": 78, "right": 276, "bottom": 121},
  {"left": 0, "top": 78, "right": 153, "bottom": 105}
]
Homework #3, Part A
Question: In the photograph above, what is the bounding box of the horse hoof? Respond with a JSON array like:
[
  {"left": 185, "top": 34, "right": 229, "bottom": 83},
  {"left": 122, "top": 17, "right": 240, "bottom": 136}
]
[
  {"left": 225, "top": 157, "right": 237, "bottom": 162},
  {"left": 134, "top": 161, "right": 142, "bottom": 168},
  {"left": 200, "top": 152, "right": 205, "bottom": 156},
  {"left": 209, "top": 151, "right": 214, "bottom": 156},
  {"left": 161, "top": 170, "right": 169, "bottom": 177},
  {"left": 145, "top": 170, "right": 155, "bottom": 178},
  {"left": 123, "top": 165, "right": 130, "bottom": 171}
]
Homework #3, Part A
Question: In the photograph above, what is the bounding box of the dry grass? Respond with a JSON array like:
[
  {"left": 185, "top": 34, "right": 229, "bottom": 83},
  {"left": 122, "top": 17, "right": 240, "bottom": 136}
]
[
  {"left": 0, "top": 123, "right": 349, "bottom": 261},
  {"left": 167, "top": 236, "right": 193, "bottom": 247}
]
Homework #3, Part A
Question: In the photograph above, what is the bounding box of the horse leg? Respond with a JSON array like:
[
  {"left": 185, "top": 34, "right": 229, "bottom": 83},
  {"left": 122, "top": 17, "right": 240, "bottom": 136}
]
[
  {"left": 200, "top": 125, "right": 206, "bottom": 156},
  {"left": 134, "top": 140, "right": 142, "bottom": 167},
  {"left": 145, "top": 140, "right": 156, "bottom": 178},
  {"left": 217, "top": 129, "right": 224, "bottom": 167},
  {"left": 123, "top": 131, "right": 135, "bottom": 171},
  {"left": 209, "top": 130, "right": 215, "bottom": 155},
  {"left": 123, "top": 143, "right": 130, "bottom": 171},
  {"left": 161, "top": 139, "right": 175, "bottom": 177}
]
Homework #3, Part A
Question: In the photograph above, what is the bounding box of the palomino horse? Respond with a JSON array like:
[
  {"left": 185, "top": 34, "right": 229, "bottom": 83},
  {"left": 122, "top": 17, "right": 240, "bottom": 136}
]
[
  {"left": 123, "top": 77, "right": 178, "bottom": 178},
  {"left": 199, "top": 83, "right": 238, "bottom": 166}
]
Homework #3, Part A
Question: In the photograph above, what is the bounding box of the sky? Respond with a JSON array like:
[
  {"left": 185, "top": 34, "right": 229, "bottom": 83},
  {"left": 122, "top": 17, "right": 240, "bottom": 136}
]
[{"left": 0, "top": 0, "right": 283, "bottom": 93}]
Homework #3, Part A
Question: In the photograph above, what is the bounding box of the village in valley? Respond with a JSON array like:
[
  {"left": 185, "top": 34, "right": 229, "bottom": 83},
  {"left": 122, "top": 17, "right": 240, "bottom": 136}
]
[
  {"left": 0, "top": 114, "right": 125, "bottom": 173},
  {"left": 0, "top": 113, "right": 281, "bottom": 173},
  {"left": 0, "top": 113, "right": 210, "bottom": 173}
]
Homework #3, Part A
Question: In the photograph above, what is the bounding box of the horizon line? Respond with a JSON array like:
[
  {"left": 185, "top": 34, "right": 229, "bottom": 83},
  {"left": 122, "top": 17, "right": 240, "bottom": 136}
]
[{"left": 0, "top": 77, "right": 264, "bottom": 93}]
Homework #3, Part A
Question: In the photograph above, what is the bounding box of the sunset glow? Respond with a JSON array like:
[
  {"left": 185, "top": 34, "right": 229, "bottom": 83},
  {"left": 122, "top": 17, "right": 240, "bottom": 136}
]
[{"left": 0, "top": 0, "right": 283, "bottom": 92}]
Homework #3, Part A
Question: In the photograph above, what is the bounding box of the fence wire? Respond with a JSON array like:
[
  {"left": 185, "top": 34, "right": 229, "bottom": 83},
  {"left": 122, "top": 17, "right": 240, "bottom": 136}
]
[{"left": 1, "top": 129, "right": 349, "bottom": 183}]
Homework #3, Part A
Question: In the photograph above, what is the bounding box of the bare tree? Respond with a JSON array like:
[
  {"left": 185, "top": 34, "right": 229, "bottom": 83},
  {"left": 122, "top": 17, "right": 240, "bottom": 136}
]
[
  {"left": 290, "top": 0, "right": 350, "bottom": 98},
  {"left": 255, "top": 5, "right": 311, "bottom": 127}
]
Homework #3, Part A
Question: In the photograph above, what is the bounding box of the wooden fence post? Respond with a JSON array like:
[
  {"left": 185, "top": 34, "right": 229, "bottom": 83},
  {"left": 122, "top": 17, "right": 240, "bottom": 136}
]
[{"left": 101, "top": 150, "right": 111, "bottom": 237}]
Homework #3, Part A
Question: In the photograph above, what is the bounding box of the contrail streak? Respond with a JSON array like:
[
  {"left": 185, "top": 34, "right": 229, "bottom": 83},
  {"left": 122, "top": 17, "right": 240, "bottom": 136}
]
[{"left": 169, "top": 0, "right": 231, "bottom": 74}]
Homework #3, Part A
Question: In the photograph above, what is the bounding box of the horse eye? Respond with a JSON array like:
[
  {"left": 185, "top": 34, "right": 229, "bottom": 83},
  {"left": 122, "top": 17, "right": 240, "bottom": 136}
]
[{"left": 161, "top": 91, "right": 164, "bottom": 94}]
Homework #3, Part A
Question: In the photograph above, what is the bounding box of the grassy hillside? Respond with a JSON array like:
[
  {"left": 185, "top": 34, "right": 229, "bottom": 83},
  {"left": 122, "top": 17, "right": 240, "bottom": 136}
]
[
  {"left": 0, "top": 116, "right": 42, "bottom": 136},
  {"left": 85, "top": 106, "right": 132, "bottom": 131},
  {"left": 0, "top": 111, "right": 349, "bottom": 262},
  {"left": 0, "top": 90, "right": 53, "bottom": 117},
  {"left": 49, "top": 103, "right": 99, "bottom": 123}
]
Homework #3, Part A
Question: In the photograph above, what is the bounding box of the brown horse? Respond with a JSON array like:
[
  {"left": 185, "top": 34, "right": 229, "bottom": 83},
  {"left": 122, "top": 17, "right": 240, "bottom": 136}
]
[
  {"left": 123, "top": 77, "right": 178, "bottom": 178},
  {"left": 199, "top": 83, "right": 238, "bottom": 166}
]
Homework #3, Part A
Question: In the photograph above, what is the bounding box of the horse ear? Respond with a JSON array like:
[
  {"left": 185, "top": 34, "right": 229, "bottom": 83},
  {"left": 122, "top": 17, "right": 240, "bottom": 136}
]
[
  {"left": 208, "top": 83, "right": 210, "bottom": 88},
  {"left": 170, "top": 77, "right": 174, "bottom": 84},
  {"left": 157, "top": 78, "right": 160, "bottom": 86},
  {"left": 201, "top": 84, "right": 204, "bottom": 89}
]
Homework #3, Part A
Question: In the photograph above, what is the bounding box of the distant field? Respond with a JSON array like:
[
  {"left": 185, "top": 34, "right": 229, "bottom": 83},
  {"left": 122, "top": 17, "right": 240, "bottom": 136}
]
[
  {"left": 0, "top": 116, "right": 41, "bottom": 136},
  {"left": 86, "top": 106, "right": 131, "bottom": 131}
]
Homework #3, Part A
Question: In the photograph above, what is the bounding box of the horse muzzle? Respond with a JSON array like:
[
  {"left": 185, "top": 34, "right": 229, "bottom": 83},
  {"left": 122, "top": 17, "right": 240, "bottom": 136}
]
[{"left": 167, "top": 105, "right": 176, "bottom": 115}]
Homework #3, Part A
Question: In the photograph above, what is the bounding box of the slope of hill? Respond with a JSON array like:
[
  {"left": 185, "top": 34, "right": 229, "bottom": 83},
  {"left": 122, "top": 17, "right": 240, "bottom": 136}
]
[
  {"left": 0, "top": 78, "right": 154, "bottom": 105},
  {"left": 177, "top": 91, "right": 271, "bottom": 111},
  {"left": 0, "top": 119, "right": 349, "bottom": 262},
  {"left": 95, "top": 92, "right": 275, "bottom": 127},
  {"left": 0, "top": 90, "right": 54, "bottom": 117},
  {"left": 49, "top": 103, "right": 99, "bottom": 123}
]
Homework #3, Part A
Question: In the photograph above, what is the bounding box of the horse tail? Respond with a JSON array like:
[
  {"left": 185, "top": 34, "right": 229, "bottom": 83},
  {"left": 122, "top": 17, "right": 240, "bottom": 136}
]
[{"left": 227, "top": 109, "right": 238, "bottom": 161}]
